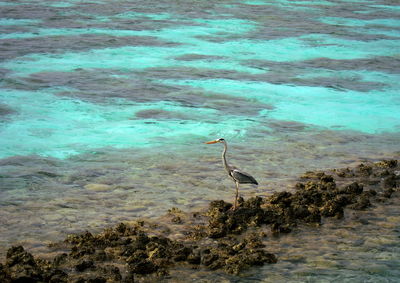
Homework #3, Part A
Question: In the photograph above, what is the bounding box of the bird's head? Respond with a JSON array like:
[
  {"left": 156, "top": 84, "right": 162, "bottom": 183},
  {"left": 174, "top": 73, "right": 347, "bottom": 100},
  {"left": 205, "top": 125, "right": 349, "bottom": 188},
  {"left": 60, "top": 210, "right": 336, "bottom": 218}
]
[{"left": 205, "top": 138, "right": 225, "bottom": 144}]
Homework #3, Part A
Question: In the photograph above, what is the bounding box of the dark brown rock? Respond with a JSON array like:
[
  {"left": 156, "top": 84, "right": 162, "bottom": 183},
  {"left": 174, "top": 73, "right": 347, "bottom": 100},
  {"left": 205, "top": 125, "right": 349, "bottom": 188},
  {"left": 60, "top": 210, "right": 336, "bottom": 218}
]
[
  {"left": 200, "top": 249, "right": 218, "bottom": 266},
  {"left": 269, "top": 191, "right": 292, "bottom": 206},
  {"left": 382, "top": 174, "right": 397, "bottom": 189},
  {"left": 300, "top": 171, "right": 325, "bottom": 179},
  {"left": 99, "top": 265, "right": 122, "bottom": 282},
  {"left": 355, "top": 163, "right": 373, "bottom": 176},
  {"left": 70, "top": 244, "right": 95, "bottom": 259},
  {"left": 349, "top": 193, "right": 371, "bottom": 210},
  {"left": 383, "top": 188, "right": 395, "bottom": 198},
  {"left": 128, "top": 259, "right": 157, "bottom": 274},
  {"left": 1, "top": 159, "right": 397, "bottom": 279},
  {"left": 52, "top": 253, "right": 67, "bottom": 267},
  {"left": 339, "top": 182, "right": 363, "bottom": 195},
  {"left": 75, "top": 259, "right": 94, "bottom": 272},
  {"left": 320, "top": 200, "right": 344, "bottom": 218},
  {"left": 187, "top": 251, "right": 201, "bottom": 264},
  {"left": 172, "top": 246, "right": 192, "bottom": 262},
  {"left": 4, "top": 246, "right": 43, "bottom": 283},
  {"left": 209, "top": 200, "right": 232, "bottom": 212},
  {"left": 0, "top": 263, "right": 11, "bottom": 283},
  {"left": 376, "top": 160, "right": 397, "bottom": 168},
  {"left": 334, "top": 167, "right": 354, "bottom": 178},
  {"left": 43, "top": 269, "right": 68, "bottom": 283}
]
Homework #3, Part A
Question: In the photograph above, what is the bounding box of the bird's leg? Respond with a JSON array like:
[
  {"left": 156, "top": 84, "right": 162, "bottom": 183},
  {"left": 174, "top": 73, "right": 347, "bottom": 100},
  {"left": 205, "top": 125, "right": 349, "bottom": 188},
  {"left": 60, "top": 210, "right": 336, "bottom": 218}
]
[{"left": 234, "top": 182, "right": 239, "bottom": 210}]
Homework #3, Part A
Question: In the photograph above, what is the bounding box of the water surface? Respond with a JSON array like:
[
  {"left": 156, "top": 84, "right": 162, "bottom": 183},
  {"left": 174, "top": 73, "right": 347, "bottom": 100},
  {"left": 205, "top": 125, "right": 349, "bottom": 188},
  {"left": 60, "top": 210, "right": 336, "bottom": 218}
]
[{"left": 0, "top": 0, "right": 399, "bottom": 280}]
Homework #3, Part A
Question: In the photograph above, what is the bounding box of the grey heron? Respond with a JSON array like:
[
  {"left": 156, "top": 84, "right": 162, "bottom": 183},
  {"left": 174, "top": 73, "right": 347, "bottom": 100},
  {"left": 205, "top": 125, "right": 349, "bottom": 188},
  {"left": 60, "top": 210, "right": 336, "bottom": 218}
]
[{"left": 205, "top": 138, "right": 258, "bottom": 210}]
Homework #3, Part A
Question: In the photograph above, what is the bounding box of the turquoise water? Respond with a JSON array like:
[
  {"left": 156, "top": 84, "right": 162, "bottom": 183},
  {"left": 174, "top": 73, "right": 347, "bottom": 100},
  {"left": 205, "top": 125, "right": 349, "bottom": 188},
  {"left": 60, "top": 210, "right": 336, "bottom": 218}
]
[{"left": 0, "top": 0, "right": 399, "bottom": 280}]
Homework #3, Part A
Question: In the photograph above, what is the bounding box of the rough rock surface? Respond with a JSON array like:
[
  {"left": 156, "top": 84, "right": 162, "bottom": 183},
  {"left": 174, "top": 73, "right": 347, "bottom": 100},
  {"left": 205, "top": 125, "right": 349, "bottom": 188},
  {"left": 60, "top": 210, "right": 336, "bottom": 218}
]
[{"left": 0, "top": 160, "right": 398, "bottom": 281}]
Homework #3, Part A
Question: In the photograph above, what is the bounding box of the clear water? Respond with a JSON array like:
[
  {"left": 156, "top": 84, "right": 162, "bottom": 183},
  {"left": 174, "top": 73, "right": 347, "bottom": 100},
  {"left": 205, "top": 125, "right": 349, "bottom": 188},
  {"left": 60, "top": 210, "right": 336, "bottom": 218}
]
[{"left": 0, "top": 0, "right": 399, "bottom": 280}]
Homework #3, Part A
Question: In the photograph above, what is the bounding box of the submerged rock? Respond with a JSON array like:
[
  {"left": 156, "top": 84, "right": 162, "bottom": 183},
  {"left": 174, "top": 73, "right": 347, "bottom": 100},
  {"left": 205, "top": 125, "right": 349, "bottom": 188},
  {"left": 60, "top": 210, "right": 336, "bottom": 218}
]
[
  {"left": 0, "top": 159, "right": 398, "bottom": 281},
  {"left": 84, "top": 183, "right": 113, "bottom": 192},
  {"left": 2, "top": 246, "right": 44, "bottom": 283}
]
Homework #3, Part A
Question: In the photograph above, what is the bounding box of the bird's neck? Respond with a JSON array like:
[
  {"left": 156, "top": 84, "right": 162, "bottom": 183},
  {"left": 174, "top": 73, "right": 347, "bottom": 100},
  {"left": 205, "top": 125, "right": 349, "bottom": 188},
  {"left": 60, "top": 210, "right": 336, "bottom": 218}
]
[{"left": 221, "top": 142, "right": 230, "bottom": 173}]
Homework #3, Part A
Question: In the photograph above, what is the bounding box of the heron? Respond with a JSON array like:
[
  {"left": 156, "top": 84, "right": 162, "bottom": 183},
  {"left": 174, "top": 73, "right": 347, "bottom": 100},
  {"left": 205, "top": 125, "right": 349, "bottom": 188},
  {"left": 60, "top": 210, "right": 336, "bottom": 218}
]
[{"left": 205, "top": 138, "right": 258, "bottom": 210}]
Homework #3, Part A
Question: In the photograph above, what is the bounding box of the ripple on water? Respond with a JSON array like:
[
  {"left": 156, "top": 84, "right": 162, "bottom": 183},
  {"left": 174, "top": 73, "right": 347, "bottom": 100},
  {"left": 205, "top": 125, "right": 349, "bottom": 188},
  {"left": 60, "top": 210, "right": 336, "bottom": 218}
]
[{"left": 0, "top": 0, "right": 399, "bottom": 281}]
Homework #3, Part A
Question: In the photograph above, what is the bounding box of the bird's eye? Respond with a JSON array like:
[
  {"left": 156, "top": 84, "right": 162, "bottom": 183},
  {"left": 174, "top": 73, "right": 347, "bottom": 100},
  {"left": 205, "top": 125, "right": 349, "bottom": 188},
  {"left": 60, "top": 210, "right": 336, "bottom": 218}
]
[{"left": 219, "top": 138, "right": 225, "bottom": 141}]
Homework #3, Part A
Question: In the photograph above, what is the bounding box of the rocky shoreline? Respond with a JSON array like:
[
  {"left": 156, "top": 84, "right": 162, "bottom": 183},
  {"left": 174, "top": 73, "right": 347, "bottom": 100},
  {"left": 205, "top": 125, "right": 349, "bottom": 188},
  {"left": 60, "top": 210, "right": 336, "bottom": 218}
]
[{"left": 1, "top": 159, "right": 399, "bottom": 282}]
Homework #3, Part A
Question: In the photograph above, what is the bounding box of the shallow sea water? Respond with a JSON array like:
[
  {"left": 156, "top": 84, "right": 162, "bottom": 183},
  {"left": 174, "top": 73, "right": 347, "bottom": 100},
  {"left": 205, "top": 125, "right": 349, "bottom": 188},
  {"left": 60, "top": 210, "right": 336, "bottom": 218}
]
[{"left": 0, "top": 0, "right": 399, "bottom": 281}]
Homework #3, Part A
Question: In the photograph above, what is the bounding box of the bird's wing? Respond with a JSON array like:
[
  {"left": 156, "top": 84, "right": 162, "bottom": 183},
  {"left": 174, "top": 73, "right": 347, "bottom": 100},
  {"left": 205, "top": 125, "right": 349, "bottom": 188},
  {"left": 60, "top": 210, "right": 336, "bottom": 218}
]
[{"left": 231, "top": 169, "right": 258, "bottom": 185}]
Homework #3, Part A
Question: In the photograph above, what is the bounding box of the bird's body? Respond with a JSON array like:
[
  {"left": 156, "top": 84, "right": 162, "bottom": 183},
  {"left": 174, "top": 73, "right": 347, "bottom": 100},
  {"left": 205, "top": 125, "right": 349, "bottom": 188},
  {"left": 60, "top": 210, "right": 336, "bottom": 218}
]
[
  {"left": 205, "top": 138, "right": 258, "bottom": 209},
  {"left": 229, "top": 167, "right": 258, "bottom": 185}
]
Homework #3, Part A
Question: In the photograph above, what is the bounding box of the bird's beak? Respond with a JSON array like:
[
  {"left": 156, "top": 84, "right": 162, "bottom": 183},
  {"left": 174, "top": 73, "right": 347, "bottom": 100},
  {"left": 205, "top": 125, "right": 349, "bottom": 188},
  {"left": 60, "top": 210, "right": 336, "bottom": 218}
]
[{"left": 205, "top": 140, "right": 218, "bottom": 144}]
